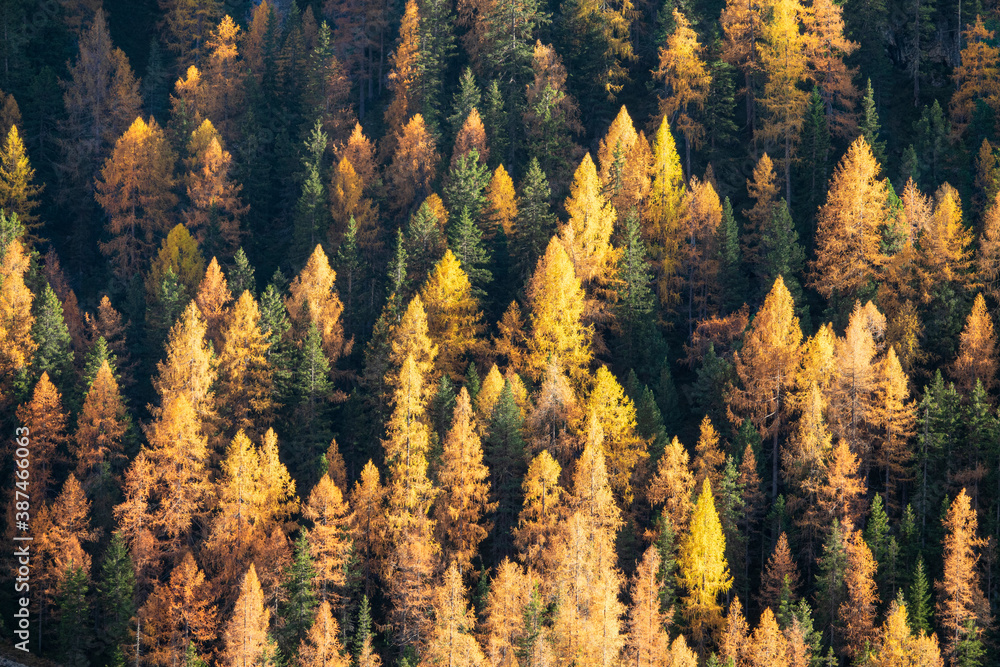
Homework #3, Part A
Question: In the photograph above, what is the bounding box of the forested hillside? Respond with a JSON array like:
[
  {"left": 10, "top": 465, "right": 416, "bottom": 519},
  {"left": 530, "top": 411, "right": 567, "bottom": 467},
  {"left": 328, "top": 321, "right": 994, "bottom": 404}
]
[{"left": 2, "top": 0, "right": 1000, "bottom": 665}]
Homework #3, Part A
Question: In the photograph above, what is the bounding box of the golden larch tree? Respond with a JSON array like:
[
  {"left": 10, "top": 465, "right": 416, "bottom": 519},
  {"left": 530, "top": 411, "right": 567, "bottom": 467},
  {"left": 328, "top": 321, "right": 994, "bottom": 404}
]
[
  {"left": 757, "top": 0, "right": 809, "bottom": 199},
  {"left": 693, "top": 415, "right": 725, "bottom": 493},
  {"left": 297, "top": 600, "right": 349, "bottom": 667},
  {"left": 286, "top": 244, "right": 350, "bottom": 364},
  {"left": 720, "top": 0, "right": 764, "bottom": 136},
  {"left": 802, "top": 0, "right": 858, "bottom": 137},
  {"left": 742, "top": 153, "right": 780, "bottom": 271},
  {"left": 0, "top": 125, "right": 44, "bottom": 246},
  {"left": 222, "top": 564, "right": 274, "bottom": 667},
  {"left": 916, "top": 184, "right": 974, "bottom": 294},
  {"left": 388, "top": 114, "right": 438, "bottom": 214},
  {"left": 582, "top": 365, "right": 648, "bottom": 504},
  {"left": 935, "top": 488, "right": 991, "bottom": 660},
  {"left": 626, "top": 546, "right": 671, "bottom": 666},
  {"left": 481, "top": 558, "right": 532, "bottom": 667},
  {"left": 303, "top": 471, "right": 352, "bottom": 602},
  {"left": 748, "top": 608, "right": 789, "bottom": 667},
  {"left": 681, "top": 176, "right": 722, "bottom": 328},
  {"left": 950, "top": 16, "right": 1000, "bottom": 135},
  {"left": 200, "top": 16, "right": 243, "bottom": 140},
  {"left": 349, "top": 460, "right": 389, "bottom": 598},
  {"left": 871, "top": 598, "right": 944, "bottom": 667},
  {"left": 678, "top": 478, "right": 733, "bottom": 647},
  {"left": 384, "top": 0, "right": 420, "bottom": 145},
  {"left": 872, "top": 347, "right": 916, "bottom": 510},
  {"left": 525, "top": 237, "right": 593, "bottom": 384},
  {"left": 420, "top": 250, "right": 485, "bottom": 382},
  {"left": 644, "top": 116, "right": 686, "bottom": 309},
  {"left": 433, "top": 387, "right": 495, "bottom": 574},
  {"left": 810, "top": 136, "right": 889, "bottom": 299},
  {"left": 96, "top": 116, "right": 178, "bottom": 279},
  {"left": 757, "top": 531, "right": 801, "bottom": 611},
  {"left": 73, "top": 360, "right": 128, "bottom": 484},
  {"left": 421, "top": 561, "right": 487, "bottom": 666},
  {"left": 451, "top": 108, "right": 489, "bottom": 168},
  {"left": 140, "top": 551, "right": 217, "bottom": 666},
  {"left": 952, "top": 293, "right": 998, "bottom": 393},
  {"left": 978, "top": 190, "right": 1000, "bottom": 304},
  {"left": 0, "top": 240, "right": 36, "bottom": 403},
  {"left": 653, "top": 9, "right": 711, "bottom": 174},
  {"left": 216, "top": 290, "right": 274, "bottom": 436},
  {"left": 839, "top": 527, "right": 880, "bottom": 658},
  {"left": 184, "top": 128, "right": 246, "bottom": 257},
  {"left": 194, "top": 256, "right": 232, "bottom": 349},
  {"left": 485, "top": 165, "right": 517, "bottom": 238},
  {"left": 514, "top": 450, "right": 567, "bottom": 578},
  {"left": 728, "top": 275, "right": 802, "bottom": 498},
  {"left": 648, "top": 435, "right": 695, "bottom": 531},
  {"left": 152, "top": 301, "right": 217, "bottom": 425},
  {"left": 596, "top": 106, "right": 650, "bottom": 216},
  {"left": 15, "top": 373, "right": 67, "bottom": 501}
]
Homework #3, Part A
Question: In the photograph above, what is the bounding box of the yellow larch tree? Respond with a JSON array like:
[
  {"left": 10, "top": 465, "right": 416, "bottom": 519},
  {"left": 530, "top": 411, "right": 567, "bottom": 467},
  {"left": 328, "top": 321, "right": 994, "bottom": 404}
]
[
  {"left": 297, "top": 600, "right": 349, "bottom": 667},
  {"left": 420, "top": 250, "right": 485, "bottom": 382},
  {"left": 525, "top": 237, "right": 593, "bottom": 384},
  {"left": 201, "top": 15, "right": 244, "bottom": 141},
  {"left": 950, "top": 16, "right": 1000, "bottom": 135},
  {"left": 216, "top": 290, "right": 274, "bottom": 437},
  {"left": 813, "top": 439, "right": 866, "bottom": 530},
  {"left": 221, "top": 564, "right": 274, "bottom": 667},
  {"left": 183, "top": 127, "right": 247, "bottom": 257},
  {"left": 648, "top": 435, "right": 695, "bottom": 531},
  {"left": 524, "top": 358, "right": 581, "bottom": 466},
  {"left": 146, "top": 223, "right": 206, "bottom": 307},
  {"left": 748, "top": 608, "right": 789, "bottom": 667},
  {"left": 872, "top": 347, "right": 916, "bottom": 509},
  {"left": 742, "top": 153, "right": 780, "bottom": 271},
  {"left": 678, "top": 478, "right": 733, "bottom": 648},
  {"left": 582, "top": 365, "right": 648, "bottom": 504},
  {"left": 451, "top": 107, "right": 490, "bottom": 168},
  {"left": 140, "top": 550, "right": 217, "bottom": 667},
  {"left": 681, "top": 176, "right": 722, "bottom": 329},
  {"left": 514, "top": 450, "right": 568, "bottom": 578},
  {"left": 625, "top": 546, "right": 671, "bottom": 666},
  {"left": 474, "top": 364, "right": 506, "bottom": 427},
  {"left": 384, "top": 0, "right": 420, "bottom": 145},
  {"left": 644, "top": 116, "right": 686, "bottom": 309},
  {"left": 839, "top": 527, "right": 880, "bottom": 658},
  {"left": 481, "top": 558, "right": 532, "bottom": 667},
  {"left": 653, "top": 9, "right": 711, "bottom": 175},
  {"left": 757, "top": 0, "right": 809, "bottom": 200},
  {"left": 329, "top": 156, "right": 377, "bottom": 248},
  {"left": 151, "top": 301, "right": 217, "bottom": 425},
  {"left": 693, "top": 415, "right": 725, "bottom": 493},
  {"left": 433, "top": 387, "right": 495, "bottom": 574},
  {"left": 388, "top": 293, "right": 438, "bottom": 391},
  {"left": 810, "top": 136, "right": 889, "bottom": 299},
  {"left": 952, "top": 294, "right": 998, "bottom": 394},
  {"left": 720, "top": 597, "right": 751, "bottom": 665},
  {"left": 15, "top": 372, "right": 67, "bottom": 501},
  {"left": 485, "top": 165, "right": 517, "bottom": 238},
  {"left": 96, "top": 116, "right": 178, "bottom": 279},
  {"left": 0, "top": 240, "right": 36, "bottom": 406},
  {"left": 802, "top": 0, "right": 859, "bottom": 137},
  {"left": 388, "top": 114, "right": 438, "bottom": 214},
  {"left": 349, "top": 460, "right": 389, "bottom": 598},
  {"left": 303, "top": 472, "right": 353, "bottom": 602},
  {"left": 73, "top": 360, "right": 128, "bottom": 485},
  {"left": 871, "top": 598, "right": 944, "bottom": 667},
  {"left": 559, "top": 153, "right": 620, "bottom": 321},
  {"left": 0, "top": 125, "right": 44, "bottom": 246},
  {"left": 916, "top": 184, "right": 974, "bottom": 298},
  {"left": 421, "top": 561, "right": 487, "bottom": 666},
  {"left": 935, "top": 488, "right": 991, "bottom": 660},
  {"left": 596, "top": 106, "right": 651, "bottom": 216},
  {"left": 286, "top": 244, "right": 350, "bottom": 364},
  {"left": 194, "top": 256, "right": 232, "bottom": 349},
  {"left": 977, "top": 191, "right": 1000, "bottom": 304},
  {"left": 728, "top": 276, "right": 802, "bottom": 499}
]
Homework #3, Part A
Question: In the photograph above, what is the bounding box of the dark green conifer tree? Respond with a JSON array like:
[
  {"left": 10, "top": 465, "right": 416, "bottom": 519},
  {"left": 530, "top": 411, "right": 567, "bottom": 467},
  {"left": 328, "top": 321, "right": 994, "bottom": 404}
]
[
  {"left": 448, "top": 207, "right": 492, "bottom": 294},
  {"left": 98, "top": 532, "right": 136, "bottom": 662},
  {"left": 292, "top": 120, "right": 330, "bottom": 264},
  {"left": 485, "top": 381, "right": 526, "bottom": 561},
  {"left": 444, "top": 148, "right": 490, "bottom": 220},
  {"left": 717, "top": 196, "right": 744, "bottom": 313},
  {"left": 814, "top": 518, "right": 848, "bottom": 647},
  {"left": 228, "top": 247, "right": 256, "bottom": 298},
  {"left": 908, "top": 556, "right": 932, "bottom": 635},
  {"left": 404, "top": 201, "right": 445, "bottom": 286},
  {"left": 31, "top": 282, "right": 73, "bottom": 389},
  {"left": 448, "top": 68, "right": 482, "bottom": 138},
  {"left": 56, "top": 564, "right": 93, "bottom": 666},
  {"left": 511, "top": 158, "right": 556, "bottom": 285},
  {"left": 615, "top": 210, "right": 658, "bottom": 371},
  {"left": 757, "top": 200, "right": 805, "bottom": 305},
  {"left": 278, "top": 532, "right": 319, "bottom": 656},
  {"left": 859, "top": 79, "right": 886, "bottom": 167},
  {"left": 798, "top": 89, "right": 830, "bottom": 238}
]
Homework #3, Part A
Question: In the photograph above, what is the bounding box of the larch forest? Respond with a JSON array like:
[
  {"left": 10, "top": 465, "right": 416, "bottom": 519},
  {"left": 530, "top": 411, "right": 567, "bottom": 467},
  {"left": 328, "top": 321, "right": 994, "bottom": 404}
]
[{"left": 4, "top": 0, "right": 1000, "bottom": 665}]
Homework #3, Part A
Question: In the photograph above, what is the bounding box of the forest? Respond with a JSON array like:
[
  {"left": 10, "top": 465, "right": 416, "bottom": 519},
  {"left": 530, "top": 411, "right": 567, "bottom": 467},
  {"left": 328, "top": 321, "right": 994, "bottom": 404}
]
[{"left": 2, "top": 0, "right": 1000, "bottom": 664}]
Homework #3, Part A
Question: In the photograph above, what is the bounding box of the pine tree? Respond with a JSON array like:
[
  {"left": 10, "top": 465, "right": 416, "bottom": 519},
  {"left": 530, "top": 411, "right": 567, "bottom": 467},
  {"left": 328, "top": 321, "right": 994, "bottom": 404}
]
[
  {"left": 30, "top": 282, "right": 73, "bottom": 389},
  {"left": 615, "top": 211, "right": 658, "bottom": 369},
  {"left": 678, "top": 478, "right": 733, "bottom": 647},
  {"left": 523, "top": 43, "right": 584, "bottom": 191},
  {"left": 858, "top": 79, "right": 886, "bottom": 166},
  {"left": 293, "top": 121, "right": 331, "bottom": 262},
  {"left": 717, "top": 197, "right": 744, "bottom": 312},
  {"left": 485, "top": 381, "right": 527, "bottom": 561},
  {"left": 404, "top": 199, "right": 446, "bottom": 286},
  {"left": 511, "top": 158, "right": 557, "bottom": 283},
  {"left": 448, "top": 207, "right": 493, "bottom": 294},
  {"left": 908, "top": 556, "right": 932, "bottom": 635},
  {"left": 56, "top": 563, "right": 93, "bottom": 665},
  {"left": 758, "top": 200, "right": 805, "bottom": 303},
  {"left": 798, "top": 89, "right": 831, "bottom": 226},
  {"left": 98, "top": 532, "right": 136, "bottom": 661}
]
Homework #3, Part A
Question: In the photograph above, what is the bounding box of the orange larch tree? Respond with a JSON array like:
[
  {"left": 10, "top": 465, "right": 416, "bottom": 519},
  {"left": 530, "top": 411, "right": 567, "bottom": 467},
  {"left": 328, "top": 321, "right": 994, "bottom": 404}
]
[
  {"left": 648, "top": 435, "right": 695, "bottom": 531},
  {"left": 433, "top": 387, "right": 495, "bottom": 574},
  {"left": 286, "top": 244, "right": 350, "bottom": 365},
  {"left": 757, "top": 531, "right": 801, "bottom": 611},
  {"left": 95, "top": 116, "right": 178, "bottom": 279},
  {"left": 951, "top": 293, "right": 998, "bottom": 394},
  {"left": 839, "top": 527, "right": 880, "bottom": 658},
  {"left": 728, "top": 276, "right": 802, "bottom": 498},
  {"left": 15, "top": 373, "right": 67, "bottom": 501},
  {"left": 0, "top": 239, "right": 36, "bottom": 404},
  {"left": 194, "top": 256, "right": 233, "bottom": 350},
  {"left": 810, "top": 136, "right": 889, "bottom": 300},
  {"left": 216, "top": 290, "right": 274, "bottom": 437},
  {"left": 420, "top": 250, "right": 485, "bottom": 382},
  {"left": 221, "top": 564, "right": 274, "bottom": 667},
  {"left": 481, "top": 558, "right": 532, "bottom": 667},
  {"left": 73, "top": 360, "right": 129, "bottom": 487},
  {"left": 802, "top": 0, "right": 859, "bottom": 137},
  {"left": 625, "top": 546, "right": 671, "bottom": 666},
  {"left": 140, "top": 551, "right": 217, "bottom": 666},
  {"left": 183, "top": 125, "right": 247, "bottom": 258},
  {"left": 653, "top": 9, "right": 711, "bottom": 175},
  {"left": 949, "top": 16, "right": 1000, "bottom": 136},
  {"left": 872, "top": 346, "right": 916, "bottom": 509},
  {"left": 387, "top": 114, "right": 438, "bottom": 214},
  {"left": 514, "top": 450, "right": 567, "bottom": 578},
  {"left": 422, "top": 561, "right": 487, "bottom": 666},
  {"left": 297, "top": 600, "right": 349, "bottom": 667}
]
